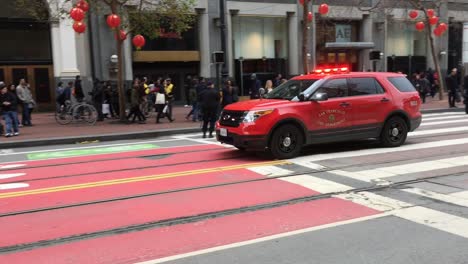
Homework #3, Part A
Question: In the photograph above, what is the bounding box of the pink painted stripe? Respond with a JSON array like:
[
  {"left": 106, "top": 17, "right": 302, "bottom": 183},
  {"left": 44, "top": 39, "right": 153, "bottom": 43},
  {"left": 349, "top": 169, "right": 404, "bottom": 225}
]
[{"left": 0, "top": 198, "right": 379, "bottom": 264}]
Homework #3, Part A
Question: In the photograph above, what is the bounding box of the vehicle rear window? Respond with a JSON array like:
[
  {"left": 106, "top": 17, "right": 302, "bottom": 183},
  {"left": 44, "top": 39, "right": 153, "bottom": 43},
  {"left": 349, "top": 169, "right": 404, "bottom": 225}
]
[{"left": 387, "top": 77, "right": 417, "bottom": 92}]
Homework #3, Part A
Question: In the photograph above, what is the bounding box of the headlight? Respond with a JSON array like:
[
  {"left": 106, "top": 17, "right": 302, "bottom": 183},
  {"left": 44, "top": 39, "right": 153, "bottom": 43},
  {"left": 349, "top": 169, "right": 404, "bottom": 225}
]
[{"left": 243, "top": 109, "right": 274, "bottom": 123}]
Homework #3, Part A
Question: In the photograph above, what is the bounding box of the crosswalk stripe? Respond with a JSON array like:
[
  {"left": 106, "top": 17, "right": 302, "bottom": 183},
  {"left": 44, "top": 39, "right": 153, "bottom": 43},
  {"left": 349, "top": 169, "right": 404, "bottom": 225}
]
[
  {"left": 328, "top": 155, "right": 468, "bottom": 182},
  {"left": 423, "top": 112, "right": 466, "bottom": 117},
  {"left": 279, "top": 175, "right": 353, "bottom": 193},
  {"left": 248, "top": 166, "right": 293, "bottom": 177},
  {"left": 423, "top": 115, "right": 467, "bottom": 121},
  {"left": 409, "top": 126, "right": 468, "bottom": 136},
  {"left": 402, "top": 188, "right": 468, "bottom": 208},
  {"left": 420, "top": 119, "right": 468, "bottom": 127}
]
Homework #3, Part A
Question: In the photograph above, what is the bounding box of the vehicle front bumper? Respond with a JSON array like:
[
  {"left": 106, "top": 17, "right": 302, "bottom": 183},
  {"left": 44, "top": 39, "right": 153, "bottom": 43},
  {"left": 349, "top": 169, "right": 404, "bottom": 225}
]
[{"left": 216, "top": 130, "right": 267, "bottom": 150}]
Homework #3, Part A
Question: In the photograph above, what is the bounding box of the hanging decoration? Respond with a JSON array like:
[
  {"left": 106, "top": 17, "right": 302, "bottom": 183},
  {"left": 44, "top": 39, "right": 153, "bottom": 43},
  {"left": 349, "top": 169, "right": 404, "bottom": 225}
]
[
  {"left": 115, "top": 30, "right": 127, "bottom": 41},
  {"left": 76, "top": 0, "right": 89, "bottom": 12},
  {"left": 132, "top": 35, "right": 146, "bottom": 50},
  {"left": 318, "top": 4, "right": 329, "bottom": 15},
  {"left": 307, "top": 11, "right": 313, "bottom": 22},
  {"left": 438, "top": 22, "right": 448, "bottom": 32},
  {"left": 426, "top": 9, "right": 435, "bottom": 18},
  {"left": 415, "top": 21, "right": 425, "bottom": 31},
  {"left": 70, "top": 7, "right": 85, "bottom": 21},
  {"left": 106, "top": 14, "right": 121, "bottom": 29},
  {"left": 409, "top": 10, "right": 418, "bottom": 19},
  {"left": 299, "top": 0, "right": 305, "bottom": 5},
  {"left": 73, "top": 21, "right": 86, "bottom": 34},
  {"left": 429, "top": 16, "right": 439, "bottom": 25},
  {"left": 434, "top": 26, "right": 443, "bottom": 36}
]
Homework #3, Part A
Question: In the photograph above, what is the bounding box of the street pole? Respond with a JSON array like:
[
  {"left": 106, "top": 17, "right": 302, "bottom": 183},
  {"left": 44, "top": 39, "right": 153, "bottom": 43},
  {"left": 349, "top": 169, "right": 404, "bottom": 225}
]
[
  {"left": 219, "top": 0, "right": 228, "bottom": 79},
  {"left": 239, "top": 57, "right": 244, "bottom": 96}
]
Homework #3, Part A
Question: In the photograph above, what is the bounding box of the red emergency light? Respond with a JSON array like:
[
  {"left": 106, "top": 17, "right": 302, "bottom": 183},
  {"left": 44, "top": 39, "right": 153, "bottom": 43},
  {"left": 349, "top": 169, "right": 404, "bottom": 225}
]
[{"left": 312, "top": 66, "right": 349, "bottom": 75}]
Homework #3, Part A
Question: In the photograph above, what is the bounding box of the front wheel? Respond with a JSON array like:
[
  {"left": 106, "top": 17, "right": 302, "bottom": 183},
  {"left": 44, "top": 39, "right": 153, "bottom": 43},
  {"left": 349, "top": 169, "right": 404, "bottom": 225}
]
[
  {"left": 269, "top": 124, "right": 304, "bottom": 159},
  {"left": 380, "top": 116, "right": 408, "bottom": 147}
]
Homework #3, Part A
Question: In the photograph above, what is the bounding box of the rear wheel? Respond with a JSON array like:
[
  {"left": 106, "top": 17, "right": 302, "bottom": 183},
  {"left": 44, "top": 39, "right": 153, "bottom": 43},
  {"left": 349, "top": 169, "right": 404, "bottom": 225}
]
[
  {"left": 234, "top": 146, "right": 246, "bottom": 151},
  {"left": 380, "top": 116, "right": 408, "bottom": 147},
  {"left": 269, "top": 124, "right": 304, "bottom": 159},
  {"left": 55, "top": 107, "right": 73, "bottom": 125}
]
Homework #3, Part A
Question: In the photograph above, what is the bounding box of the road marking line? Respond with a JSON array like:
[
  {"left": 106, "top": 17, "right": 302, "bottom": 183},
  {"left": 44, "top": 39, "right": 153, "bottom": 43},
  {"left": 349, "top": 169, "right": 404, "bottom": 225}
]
[
  {"left": 280, "top": 175, "right": 353, "bottom": 193},
  {"left": 136, "top": 212, "right": 390, "bottom": 264},
  {"left": 0, "top": 173, "right": 26, "bottom": 180},
  {"left": 423, "top": 112, "right": 466, "bottom": 117},
  {"left": 291, "top": 137, "right": 468, "bottom": 163},
  {"left": 329, "top": 155, "right": 468, "bottom": 182},
  {"left": 451, "top": 191, "right": 468, "bottom": 200},
  {"left": 393, "top": 206, "right": 468, "bottom": 238},
  {"left": 403, "top": 188, "right": 468, "bottom": 207},
  {"left": 423, "top": 115, "right": 468, "bottom": 121},
  {"left": 0, "top": 138, "right": 191, "bottom": 157},
  {"left": 172, "top": 135, "right": 229, "bottom": 147},
  {"left": 248, "top": 166, "right": 293, "bottom": 177},
  {"left": 409, "top": 126, "right": 468, "bottom": 136},
  {"left": 0, "top": 183, "right": 29, "bottom": 190},
  {"left": 0, "top": 164, "right": 26, "bottom": 170},
  {"left": 335, "top": 191, "right": 413, "bottom": 211},
  {"left": 421, "top": 119, "right": 468, "bottom": 127},
  {"left": 0, "top": 160, "right": 288, "bottom": 199}
]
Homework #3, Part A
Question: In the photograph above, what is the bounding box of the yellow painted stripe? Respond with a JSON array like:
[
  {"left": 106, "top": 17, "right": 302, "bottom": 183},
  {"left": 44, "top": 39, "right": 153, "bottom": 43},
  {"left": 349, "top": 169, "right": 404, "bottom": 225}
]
[{"left": 0, "top": 160, "right": 289, "bottom": 199}]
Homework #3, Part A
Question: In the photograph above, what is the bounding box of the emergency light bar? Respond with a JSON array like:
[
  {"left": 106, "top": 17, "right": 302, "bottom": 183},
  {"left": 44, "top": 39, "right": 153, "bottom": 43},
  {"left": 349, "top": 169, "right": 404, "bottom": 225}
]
[{"left": 312, "top": 66, "right": 349, "bottom": 74}]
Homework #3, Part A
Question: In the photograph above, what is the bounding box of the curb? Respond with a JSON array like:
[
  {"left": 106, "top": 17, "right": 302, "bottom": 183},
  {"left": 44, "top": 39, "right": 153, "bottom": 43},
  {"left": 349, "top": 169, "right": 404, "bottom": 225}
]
[
  {"left": 0, "top": 127, "right": 201, "bottom": 149},
  {"left": 1, "top": 108, "right": 465, "bottom": 149}
]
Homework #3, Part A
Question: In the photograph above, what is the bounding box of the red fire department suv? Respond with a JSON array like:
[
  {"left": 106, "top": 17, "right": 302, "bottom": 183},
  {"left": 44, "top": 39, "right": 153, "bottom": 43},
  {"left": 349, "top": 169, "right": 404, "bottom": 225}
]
[{"left": 216, "top": 69, "right": 422, "bottom": 159}]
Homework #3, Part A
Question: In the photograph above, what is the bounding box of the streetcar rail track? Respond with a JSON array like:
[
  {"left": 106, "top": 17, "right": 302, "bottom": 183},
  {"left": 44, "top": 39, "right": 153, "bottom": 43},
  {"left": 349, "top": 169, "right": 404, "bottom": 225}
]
[{"left": 0, "top": 169, "right": 466, "bottom": 254}]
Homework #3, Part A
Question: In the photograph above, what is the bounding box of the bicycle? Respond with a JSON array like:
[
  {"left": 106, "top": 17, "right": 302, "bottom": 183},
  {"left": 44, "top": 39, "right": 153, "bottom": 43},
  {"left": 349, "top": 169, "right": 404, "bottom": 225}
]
[{"left": 55, "top": 100, "right": 98, "bottom": 125}]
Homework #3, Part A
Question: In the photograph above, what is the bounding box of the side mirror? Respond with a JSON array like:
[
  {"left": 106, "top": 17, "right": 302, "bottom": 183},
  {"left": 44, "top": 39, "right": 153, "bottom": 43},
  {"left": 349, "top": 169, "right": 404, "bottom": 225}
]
[
  {"left": 259, "top": 88, "right": 266, "bottom": 98},
  {"left": 311, "top": 92, "right": 328, "bottom": 102},
  {"left": 298, "top": 93, "right": 306, "bottom": 102}
]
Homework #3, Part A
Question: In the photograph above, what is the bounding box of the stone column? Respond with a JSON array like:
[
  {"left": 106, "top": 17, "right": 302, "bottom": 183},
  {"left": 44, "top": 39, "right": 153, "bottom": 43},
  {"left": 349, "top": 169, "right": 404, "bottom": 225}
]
[
  {"left": 288, "top": 11, "right": 299, "bottom": 75},
  {"left": 463, "top": 22, "right": 468, "bottom": 65},
  {"left": 198, "top": 8, "right": 211, "bottom": 78},
  {"left": 226, "top": 10, "right": 234, "bottom": 77},
  {"left": 360, "top": 14, "right": 373, "bottom": 71},
  {"left": 50, "top": 19, "right": 81, "bottom": 80}
]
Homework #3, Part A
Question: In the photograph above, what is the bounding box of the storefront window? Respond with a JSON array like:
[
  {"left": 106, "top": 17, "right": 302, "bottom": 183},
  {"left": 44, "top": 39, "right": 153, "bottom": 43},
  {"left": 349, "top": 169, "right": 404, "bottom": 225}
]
[
  {"left": 387, "top": 21, "right": 426, "bottom": 56},
  {"left": 232, "top": 16, "right": 288, "bottom": 59}
]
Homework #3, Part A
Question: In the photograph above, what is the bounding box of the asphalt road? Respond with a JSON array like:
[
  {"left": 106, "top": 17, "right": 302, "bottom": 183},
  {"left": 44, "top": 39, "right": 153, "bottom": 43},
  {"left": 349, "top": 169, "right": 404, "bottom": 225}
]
[{"left": 0, "top": 111, "right": 468, "bottom": 264}]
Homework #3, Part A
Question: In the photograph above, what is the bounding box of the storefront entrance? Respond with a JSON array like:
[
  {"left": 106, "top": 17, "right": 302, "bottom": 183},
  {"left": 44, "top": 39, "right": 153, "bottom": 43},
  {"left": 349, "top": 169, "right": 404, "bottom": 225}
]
[
  {"left": 317, "top": 50, "right": 359, "bottom": 71},
  {"left": 0, "top": 65, "right": 54, "bottom": 109}
]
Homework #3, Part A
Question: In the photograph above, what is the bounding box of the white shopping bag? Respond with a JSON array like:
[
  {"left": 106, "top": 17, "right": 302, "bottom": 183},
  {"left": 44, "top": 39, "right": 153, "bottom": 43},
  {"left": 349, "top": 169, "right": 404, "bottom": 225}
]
[
  {"left": 155, "top": 93, "right": 166, "bottom": 105},
  {"left": 162, "top": 105, "right": 169, "bottom": 114},
  {"left": 102, "top": 104, "right": 110, "bottom": 114}
]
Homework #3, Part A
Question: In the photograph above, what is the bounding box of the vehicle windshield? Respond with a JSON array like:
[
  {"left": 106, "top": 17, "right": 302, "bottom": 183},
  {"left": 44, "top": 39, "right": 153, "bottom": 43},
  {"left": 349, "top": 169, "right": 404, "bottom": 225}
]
[{"left": 264, "top": 79, "right": 319, "bottom": 101}]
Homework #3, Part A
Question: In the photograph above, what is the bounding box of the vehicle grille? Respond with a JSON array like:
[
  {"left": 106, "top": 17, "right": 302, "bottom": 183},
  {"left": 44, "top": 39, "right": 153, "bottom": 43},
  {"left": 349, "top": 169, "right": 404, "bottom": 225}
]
[{"left": 219, "top": 110, "right": 245, "bottom": 127}]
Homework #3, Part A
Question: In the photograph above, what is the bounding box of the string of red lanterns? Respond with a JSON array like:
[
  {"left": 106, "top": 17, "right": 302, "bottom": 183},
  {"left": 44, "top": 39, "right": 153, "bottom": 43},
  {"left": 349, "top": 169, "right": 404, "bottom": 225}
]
[
  {"left": 106, "top": 14, "right": 121, "bottom": 29},
  {"left": 409, "top": 8, "right": 447, "bottom": 37},
  {"left": 298, "top": 1, "right": 329, "bottom": 16},
  {"left": 132, "top": 35, "right": 146, "bottom": 50}
]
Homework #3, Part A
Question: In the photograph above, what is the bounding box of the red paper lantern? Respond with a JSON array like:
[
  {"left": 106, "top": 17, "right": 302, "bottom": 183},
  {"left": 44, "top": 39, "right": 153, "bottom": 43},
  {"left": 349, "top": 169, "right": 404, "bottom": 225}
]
[
  {"left": 438, "top": 22, "right": 448, "bottom": 32},
  {"left": 434, "top": 26, "right": 443, "bottom": 36},
  {"left": 132, "top": 34, "right": 145, "bottom": 50},
  {"left": 307, "top": 11, "right": 313, "bottom": 22},
  {"left": 415, "top": 21, "right": 425, "bottom": 31},
  {"left": 76, "top": 0, "right": 89, "bottom": 12},
  {"left": 115, "top": 30, "right": 127, "bottom": 41},
  {"left": 299, "top": 0, "right": 305, "bottom": 5},
  {"left": 426, "top": 9, "right": 435, "bottom": 18},
  {"left": 319, "top": 4, "right": 329, "bottom": 15},
  {"left": 106, "top": 14, "right": 121, "bottom": 29},
  {"left": 409, "top": 10, "right": 418, "bottom": 19},
  {"left": 73, "top": 21, "right": 86, "bottom": 34},
  {"left": 429, "top": 16, "right": 439, "bottom": 25},
  {"left": 70, "top": 7, "right": 85, "bottom": 21}
]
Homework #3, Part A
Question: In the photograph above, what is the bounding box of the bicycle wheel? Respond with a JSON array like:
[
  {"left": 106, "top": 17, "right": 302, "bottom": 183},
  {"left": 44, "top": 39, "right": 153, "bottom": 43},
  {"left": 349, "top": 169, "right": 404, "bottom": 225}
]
[
  {"left": 55, "top": 107, "right": 73, "bottom": 125},
  {"left": 76, "top": 104, "right": 98, "bottom": 125}
]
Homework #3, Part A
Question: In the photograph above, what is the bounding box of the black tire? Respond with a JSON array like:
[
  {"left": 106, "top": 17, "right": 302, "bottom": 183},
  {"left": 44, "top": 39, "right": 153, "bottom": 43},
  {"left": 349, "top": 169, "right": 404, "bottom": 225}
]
[
  {"left": 380, "top": 116, "right": 408, "bottom": 147},
  {"left": 269, "top": 124, "right": 304, "bottom": 159},
  {"left": 55, "top": 109, "right": 73, "bottom": 125}
]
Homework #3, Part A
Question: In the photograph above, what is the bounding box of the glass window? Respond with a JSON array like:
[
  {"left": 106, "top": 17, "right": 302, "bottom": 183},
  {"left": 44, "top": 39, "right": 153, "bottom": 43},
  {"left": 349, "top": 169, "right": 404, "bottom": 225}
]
[
  {"left": 315, "top": 78, "right": 348, "bottom": 99},
  {"left": 348, "top": 78, "right": 384, "bottom": 96},
  {"left": 387, "top": 77, "right": 417, "bottom": 92},
  {"left": 265, "top": 79, "right": 318, "bottom": 101}
]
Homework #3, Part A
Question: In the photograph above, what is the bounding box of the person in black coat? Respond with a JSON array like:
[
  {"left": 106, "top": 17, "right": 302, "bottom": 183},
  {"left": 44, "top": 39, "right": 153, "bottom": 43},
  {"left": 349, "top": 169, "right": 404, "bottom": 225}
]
[
  {"left": 445, "top": 68, "right": 459, "bottom": 108},
  {"left": 0, "top": 82, "right": 19, "bottom": 137},
  {"left": 222, "top": 80, "right": 238, "bottom": 108},
  {"left": 74, "top": 75, "right": 85, "bottom": 102},
  {"left": 200, "top": 81, "right": 220, "bottom": 138}
]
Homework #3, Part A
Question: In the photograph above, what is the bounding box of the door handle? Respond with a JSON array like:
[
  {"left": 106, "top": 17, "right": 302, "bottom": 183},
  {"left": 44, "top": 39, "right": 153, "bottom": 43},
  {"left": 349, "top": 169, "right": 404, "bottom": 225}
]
[
  {"left": 340, "top": 102, "right": 350, "bottom": 107},
  {"left": 381, "top": 98, "right": 390, "bottom": 102}
]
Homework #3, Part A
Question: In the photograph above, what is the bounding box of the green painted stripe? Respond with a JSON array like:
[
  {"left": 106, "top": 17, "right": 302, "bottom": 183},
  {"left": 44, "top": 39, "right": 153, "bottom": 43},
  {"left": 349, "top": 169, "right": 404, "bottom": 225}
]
[{"left": 27, "top": 144, "right": 159, "bottom": 160}]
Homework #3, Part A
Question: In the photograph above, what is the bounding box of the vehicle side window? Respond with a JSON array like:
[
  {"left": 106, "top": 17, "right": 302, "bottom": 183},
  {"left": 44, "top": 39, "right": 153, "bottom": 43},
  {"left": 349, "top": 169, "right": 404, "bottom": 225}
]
[
  {"left": 315, "top": 78, "right": 348, "bottom": 99},
  {"left": 387, "top": 77, "right": 417, "bottom": 92},
  {"left": 348, "top": 78, "right": 384, "bottom": 96}
]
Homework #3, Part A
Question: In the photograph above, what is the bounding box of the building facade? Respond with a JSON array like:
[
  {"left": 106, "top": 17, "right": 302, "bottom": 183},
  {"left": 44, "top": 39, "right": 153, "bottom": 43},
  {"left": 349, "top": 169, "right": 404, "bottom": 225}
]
[{"left": 2, "top": 0, "right": 468, "bottom": 108}]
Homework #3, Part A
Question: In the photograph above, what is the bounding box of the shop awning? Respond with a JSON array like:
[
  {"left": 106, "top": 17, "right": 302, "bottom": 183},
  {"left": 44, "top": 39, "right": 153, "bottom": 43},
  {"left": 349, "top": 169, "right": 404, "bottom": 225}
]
[{"left": 325, "top": 42, "right": 375, "bottom": 49}]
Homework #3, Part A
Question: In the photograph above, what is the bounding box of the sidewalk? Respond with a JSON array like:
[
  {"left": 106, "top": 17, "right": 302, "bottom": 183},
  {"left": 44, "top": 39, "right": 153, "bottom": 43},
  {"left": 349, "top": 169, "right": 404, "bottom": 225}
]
[{"left": 0, "top": 97, "right": 465, "bottom": 149}]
